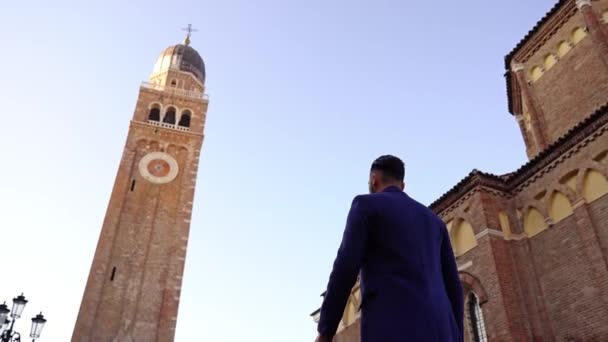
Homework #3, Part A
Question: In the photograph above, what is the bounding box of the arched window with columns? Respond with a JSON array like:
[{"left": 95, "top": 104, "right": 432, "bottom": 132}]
[
  {"left": 163, "top": 107, "right": 176, "bottom": 125},
  {"left": 148, "top": 104, "right": 161, "bottom": 121},
  {"left": 179, "top": 110, "right": 192, "bottom": 128},
  {"left": 468, "top": 292, "right": 488, "bottom": 342}
]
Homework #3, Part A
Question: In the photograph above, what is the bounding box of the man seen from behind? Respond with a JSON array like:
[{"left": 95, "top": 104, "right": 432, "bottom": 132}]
[{"left": 316, "top": 155, "right": 464, "bottom": 342}]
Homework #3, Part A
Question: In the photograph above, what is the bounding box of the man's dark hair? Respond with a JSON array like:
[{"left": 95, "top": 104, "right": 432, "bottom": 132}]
[{"left": 371, "top": 155, "right": 405, "bottom": 182}]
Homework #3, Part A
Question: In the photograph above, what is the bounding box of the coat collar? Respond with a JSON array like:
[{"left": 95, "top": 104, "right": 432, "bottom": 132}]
[{"left": 382, "top": 185, "right": 403, "bottom": 193}]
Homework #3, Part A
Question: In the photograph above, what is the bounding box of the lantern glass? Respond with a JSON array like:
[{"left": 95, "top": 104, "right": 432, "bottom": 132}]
[
  {"left": 30, "top": 313, "right": 46, "bottom": 339},
  {"left": 0, "top": 303, "right": 9, "bottom": 325},
  {"left": 11, "top": 294, "right": 27, "bottom": 319},
  {"left": 1, "top": 318, "right": 10, "bottom": 335}
]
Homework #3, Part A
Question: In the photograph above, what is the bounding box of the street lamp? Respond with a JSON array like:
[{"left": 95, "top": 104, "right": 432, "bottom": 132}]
[
  {"left": 10, "top": 295, "right": 27, "bottom": 320},
  {"left": 0, "top": 303, "right": 9, "bottom": 327},
  {"left": 0, "top": 294, "right": 47, "bottom": 342},
  {"left": 29, "top": 314, "right": 46, "bottom": 342}
]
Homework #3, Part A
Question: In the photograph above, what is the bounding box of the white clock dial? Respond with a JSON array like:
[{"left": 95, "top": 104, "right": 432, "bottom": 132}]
[{"left": 138, "top": 152, "right": 179, "bottom": 184}]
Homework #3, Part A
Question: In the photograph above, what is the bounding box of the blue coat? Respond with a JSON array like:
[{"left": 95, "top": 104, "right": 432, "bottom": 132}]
[{"left": 318, "top": 186, "right": 464, "bottom": 342}]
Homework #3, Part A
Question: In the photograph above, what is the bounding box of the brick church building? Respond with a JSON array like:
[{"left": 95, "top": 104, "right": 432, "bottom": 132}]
[{"left": 312, "top": 0, "right": 608, "bottom": 340}]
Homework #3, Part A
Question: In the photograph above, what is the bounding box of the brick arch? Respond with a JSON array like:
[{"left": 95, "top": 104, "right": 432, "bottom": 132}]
[
  {"left": 571, "top": 26, "right": 587, "bottom": 44},
  {"left": 575, "top": 162, "right": 608, "bottom": 194},
  {"left": 175, "top": 146, "right": 189, "bottom": 161},
  {"left": 557, "top": 40, "right": 572, "bottom": 57},
  {"left": 530, "top": 65, "right": 544, "bottom": 82},
  {"left": 449, "top": 218, "right": 478, "bottom": 257},
  {"left": 543, "top": 53, "right": 557, "bottom": 70},
  {"left": 586, "top": 161, "right": 608, "bottom": 178},
  {"left": 178, "top": 107, "right": 194, "bottom": 119},
  {"left": 166, "top": 144, "right": 178, "bottom": 154},
  {"left": 148, "top": 102, "right": 163, "bottom": 110},
  {"left": 522, "top": 205, "right": 549, "bottom": 237},
  {"left": 460, "top": 272, "right": 488, "bottom": 304},
  {"left": 546, "top": 189, "right": 574, "bottom": 223},
  {"left": 582, "top": 167, "right": 608, "bottom": 203},
  {"left": 558, "top": 168, "right": 580, "bottom": 192},
  {"left": 447, "top": 216, "right": 462, "bottom": 233},
  {"left": 448, "top": 210, "right": 476, "bottom": 232},
  {"left": 547, "top": 183, "right": 577, "bottom": 204},
  {"left": 519, "top": 197, "right": 549, "bottom": 219},
  {"left": 593, "top": 149, "right": 608, "bottom": 163},
  {"left": 136, "top": 139, "right": 148, "bottom": 148},
  {"left": 148, "top": 141, "right": 160, "bottom": 151}
]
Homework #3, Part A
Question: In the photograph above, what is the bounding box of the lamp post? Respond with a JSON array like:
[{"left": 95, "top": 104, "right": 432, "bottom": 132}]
[{"left": 0, "top": 294, "right": 47, "bottom": 342}]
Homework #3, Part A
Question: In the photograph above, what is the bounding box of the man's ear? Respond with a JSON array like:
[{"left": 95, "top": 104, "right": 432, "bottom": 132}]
[{"left": 370, "top": 172, "right": 379, "bottom": 190}]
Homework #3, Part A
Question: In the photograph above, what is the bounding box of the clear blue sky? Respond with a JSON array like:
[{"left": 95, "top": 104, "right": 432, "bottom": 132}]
[{"left": 0, "top": 0, "right": 554, "bottom": 340}]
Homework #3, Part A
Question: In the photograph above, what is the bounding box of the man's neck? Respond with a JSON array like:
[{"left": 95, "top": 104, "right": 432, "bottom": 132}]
[{"left": 378, "top": 183, "right": 403, "bottom": 192}]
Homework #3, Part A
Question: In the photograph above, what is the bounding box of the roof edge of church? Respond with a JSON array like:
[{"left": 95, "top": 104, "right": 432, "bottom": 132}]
[
  {"left": 503, "top": 0, "right": 569, "bottom": 70},
  {"left": 503, "top": 0, "right": 570, "bottom": 115},
  {"left": 429, "top": 170, "right": 508, "bottom": 214},
  {"left": 430, "top": 102, "right": 608, "bottom": 214}
]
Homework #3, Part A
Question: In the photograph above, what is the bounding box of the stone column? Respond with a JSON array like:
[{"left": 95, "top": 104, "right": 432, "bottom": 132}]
[
  {"left": 511, "top": 63, "right": 548, "bottom": 154},
  {"left": 576, "top": 0, "right": 608, "bottom": 68}
]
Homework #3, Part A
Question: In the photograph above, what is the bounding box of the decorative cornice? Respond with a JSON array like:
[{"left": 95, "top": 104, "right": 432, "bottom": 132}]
[
  {"left": 507, "top": 233, "right": 528, "bottom": 241},
  {"left": 504, "top": 0, "right": 575, "bottom": 69},
  {"left": 430, "top": 170, "right": 510, "bottom": 214},
  {"left": 476, "top": 228, "right": 504, "bottom": 240},
  {"left": 573, "top": 199, "right": 587, "bottom": 208},
  {"left": 575, "top": 0, "right": 592, "bottom": 9},
  {"left": 457, "top": 260, "right": 473, "bottom": 272},
  {"left": 508, "top": 104, "right": 608, "bottom": 189},
  {"left": 511, "top": 63, "right": 525, "bottom": 72},
  {"left": 504, "top": 0, "right": 577, "bottom": 115},
  {"left": 130, "top": 120, "right": 204, "bottom": 138},
  {"left": 431, "top": 104, "right": 608, "bottom": 216}
]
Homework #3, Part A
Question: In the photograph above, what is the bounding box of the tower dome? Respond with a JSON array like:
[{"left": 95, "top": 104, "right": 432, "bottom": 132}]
[{"left": 152, "top": 42, "right": 205, "bottom": 83}]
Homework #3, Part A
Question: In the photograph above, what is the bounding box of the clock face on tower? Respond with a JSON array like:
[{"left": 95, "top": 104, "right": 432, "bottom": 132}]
[{"left": 138, "top": 151, "right": 179, "bottom": 184}]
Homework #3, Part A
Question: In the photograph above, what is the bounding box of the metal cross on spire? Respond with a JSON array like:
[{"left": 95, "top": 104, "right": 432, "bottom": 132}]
[{"left": 182, "top": 24, "right": 198, "bottom": 46}]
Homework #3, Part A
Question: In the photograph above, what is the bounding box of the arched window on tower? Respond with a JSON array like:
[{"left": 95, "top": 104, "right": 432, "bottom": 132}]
[
  {"left": 543, "top": 54, "right": 557, "bottom": 71},
  {"left": 148, "top": 104, "right": 161, "bottom": 122},
  {"left": 557, "top": 41, "right": 572, "bottom": 57},
  {"left": 530, "top": 66, "right": 543, "bottom": 82},
  {"left": 179, "top": 110, "right": 192, "bottom": 128},
  {"left": 163, "top": 107, "right": 176, "bottom": 125},
  {"left": 571, "top": 27, "right": 587, "bottom": 44},
  {"left": 468, "top": 292, "right": 488, "bottom": 342}
]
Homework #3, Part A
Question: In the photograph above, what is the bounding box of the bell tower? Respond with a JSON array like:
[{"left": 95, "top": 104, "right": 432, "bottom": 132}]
[{"left": 72, "top": 30, "right": 209, "bottom": 342}]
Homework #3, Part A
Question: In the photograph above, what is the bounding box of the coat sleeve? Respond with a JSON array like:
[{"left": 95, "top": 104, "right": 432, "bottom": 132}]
[
  {"left": 317, "top": 195, "right": 369, "bottom": 337},
  {"left": 440, "top": 223, "right": 464, "bottom": 341}
]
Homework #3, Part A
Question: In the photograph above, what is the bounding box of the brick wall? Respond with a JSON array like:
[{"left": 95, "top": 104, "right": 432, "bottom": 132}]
[
  {"left": 587, "top": 193, "right": 608, "bottom": 258},
  {"left": 531, "top": 37, "right": 608, "bottom": 145},
  {"left": 526, "top": 214, "right": 608, "bottom": 340}
]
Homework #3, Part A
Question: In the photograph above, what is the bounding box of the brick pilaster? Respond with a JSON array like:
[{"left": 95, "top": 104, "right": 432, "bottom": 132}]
[
  {"left": 515, "top": 114, "right": 537, "bottom": 159},
  {"left": 576, "top": 0, "right": 608, "bottom": 68},
  {"left": 511, "top": 63, "right": 548, "bottom": 153},
  {"left": 572, "top": 200, "right": 608, "bottom": 307}
]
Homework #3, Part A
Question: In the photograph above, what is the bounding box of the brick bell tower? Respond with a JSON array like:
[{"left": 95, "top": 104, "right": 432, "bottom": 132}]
[{"left": 72, "top": 28, "right": 209, "bottom": 342}]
